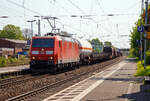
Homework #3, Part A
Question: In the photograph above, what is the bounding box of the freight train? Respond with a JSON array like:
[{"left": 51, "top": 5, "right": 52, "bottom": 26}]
[{"left": 29, "top": 33, "right": 121, "bottom": 73}]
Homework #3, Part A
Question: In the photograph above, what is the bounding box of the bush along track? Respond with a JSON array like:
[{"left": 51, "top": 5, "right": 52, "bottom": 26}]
[
  {"left": 135, "top": 61, "right": 150, "bottom": 76},
  {"left": 0, "top": 56, "right": 29, "bottom": 67}
]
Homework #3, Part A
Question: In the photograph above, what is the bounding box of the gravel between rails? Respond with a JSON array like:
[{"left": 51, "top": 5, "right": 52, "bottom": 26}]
[{"left": 1, "top": 57, "right": 125, "bottom": 101}]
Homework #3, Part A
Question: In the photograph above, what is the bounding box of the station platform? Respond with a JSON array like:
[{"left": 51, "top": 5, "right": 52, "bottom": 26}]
[
  {"left": 43, "top": 58, "right": 150, "bottom": 101},
  {"left": 0, "top": 65, "right": 29, "bottom": 74}
]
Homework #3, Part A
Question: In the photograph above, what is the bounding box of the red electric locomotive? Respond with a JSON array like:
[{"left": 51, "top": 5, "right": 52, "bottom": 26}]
[{"left": 30, "top": 34, "right": 80, "bottom": 73}]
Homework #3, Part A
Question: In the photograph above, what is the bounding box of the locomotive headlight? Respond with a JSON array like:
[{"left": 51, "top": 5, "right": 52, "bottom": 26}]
[
  {"left": 49, "top": 57, "right": 53, "bottom": 60},
  {"left": 32, "top": 57, "right": 35, "bottom": 59}
]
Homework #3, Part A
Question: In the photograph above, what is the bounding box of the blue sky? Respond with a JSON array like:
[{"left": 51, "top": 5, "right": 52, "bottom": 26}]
[{"left": 0, "top": 0, "right": 142, "bottom": 48}]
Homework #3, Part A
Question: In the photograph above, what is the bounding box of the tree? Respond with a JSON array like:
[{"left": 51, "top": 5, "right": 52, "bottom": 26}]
[
  {"left": 104, "top": 41, "right": 112, "bottom": 47},
  {"left": 129, "top": 5, "right": 150, "bottom": 57},
  {"left": 89, "top": 38, "right": 103, "bottom": 45},
  {"left": 89, "top": 38, "right": 103, "bottom": 53},
  {"left": 129, "top": 19, "right": 142, "bottom": 57},
  {"left": 0, "top": 24, "right": 24, "bottom": 40}
]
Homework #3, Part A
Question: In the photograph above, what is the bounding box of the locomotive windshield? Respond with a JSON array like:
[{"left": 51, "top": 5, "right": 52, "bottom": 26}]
[
  {"left": 32, "top": 38, "right": 54, "bottom": 48},
  {"left": 103, "top": 47, "right": 112, "bottom": 53}
]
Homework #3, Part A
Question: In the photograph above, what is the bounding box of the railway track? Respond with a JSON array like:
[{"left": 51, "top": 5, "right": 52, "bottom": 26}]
[
  {"left": 0, "top": 74, "right": 30, "bottom": 88},
  {"left": 5, "top": 57, "right": 124, "bottom": 101},
  {"left": 0, "top": 74, "right": 49, "bottom": 89}
]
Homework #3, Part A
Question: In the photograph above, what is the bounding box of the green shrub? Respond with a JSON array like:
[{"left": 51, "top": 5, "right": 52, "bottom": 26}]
[
  {"left": 0, "top": 56, "right": 28, "bottom": 67},
  {"left": 19, "top": 55, "right": 25, "bottom": 60},
  {"left": 136, "top": 57, "right": 139, "bottom": 60},
  {"left": 8, "top": 57, "right": 13, "bottom": 63},
  {"left": 8, "top": 57, "right": 18, "bottom": 63},
  {"left": 0, "top": 57, "right": 7, "bottom": 67},
  {"left": 93, "top": 48, "right": 101, "bottom": 53},
  {"left": 128, "top": 50, "right": 136, "bottom": 58},
  {"left": 135, "top": 61, "right": 150, "bottom": 76},
  {"left": 128, "top": 48, "right": 136, "bottom": 58}
]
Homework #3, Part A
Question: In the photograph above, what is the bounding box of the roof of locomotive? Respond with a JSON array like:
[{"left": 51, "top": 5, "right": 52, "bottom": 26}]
[
  {"left": 32, "top": 36, "right": 60, "bottom": 40},
  {"left": 32, "top": 35, "right": 78, "bottom": 43}
]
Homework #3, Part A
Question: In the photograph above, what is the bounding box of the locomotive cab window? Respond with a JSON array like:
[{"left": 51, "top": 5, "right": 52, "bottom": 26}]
[{"left": 32, "top": 38, "right": 54, "bottom": 48}]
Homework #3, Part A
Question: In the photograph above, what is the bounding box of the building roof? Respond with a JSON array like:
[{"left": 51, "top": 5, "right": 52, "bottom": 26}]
[{"left": 0, "top": 38, "right": 27, "bottom": 44}]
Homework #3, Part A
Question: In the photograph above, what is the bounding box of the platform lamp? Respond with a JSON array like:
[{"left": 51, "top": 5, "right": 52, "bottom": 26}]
[
  {"left": 0, "top": 16, "right": 9, "bottom": 18},
  {"left": 27, "top": 20, "right": 36, "bottom": 38},
  {"left": 34, "top": 16, "right": 41, "bottom": 36}
]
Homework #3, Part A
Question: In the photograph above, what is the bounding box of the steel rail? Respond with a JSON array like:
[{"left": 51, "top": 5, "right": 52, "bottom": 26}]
[{"left": 6, "top": 57, "right": 124, "bottom": 101}]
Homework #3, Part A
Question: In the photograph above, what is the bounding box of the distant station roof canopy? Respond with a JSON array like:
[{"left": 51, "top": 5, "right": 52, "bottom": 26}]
[
  {"left": 3, "top": 39, "right": 26, "bottom": 44},
  {"left": 0, "top": 38, "right": 27, "bottom": 48}
]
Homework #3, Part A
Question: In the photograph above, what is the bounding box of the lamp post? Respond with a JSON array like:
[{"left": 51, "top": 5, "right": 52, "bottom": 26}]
[
  {"left": 144, "top": 0, "right": 149, "bottom": 70},
  {"left": 140, "top": 0, "right": 144, "bottom": 62},
  {"left": 107, "top": 14, "right": 114, "bottom": 16},
  {"left": 34, "top": 16, "right": 41, "bottom": 36},
  {"left": 27, "top": 20, "right": 36, "bottom": 37}
]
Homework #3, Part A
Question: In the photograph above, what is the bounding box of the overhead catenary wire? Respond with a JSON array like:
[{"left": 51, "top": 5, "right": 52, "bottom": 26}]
[
  {"left": 7, "top": 0, "right": 42, "bottom": 16},
  {"left": 0, "top": 0, "right": 139, "bottom": 48},
  {"left": 5, "top": 0, "right": 70, "bottom": 33},
  {"left": 66, "top": 0, "right": 109, "bottom": 38},
  {"left": 124, "top": 0, "right": 141, "bottom": 12},
  {"left": 66, "top": 0, "right": 117, "bottom": 38},
  {"left": 47, "top": 0, "right": 75, "bottom": 24},
  {"left": 96, "top": 0, "right": 105, "bottom": 14},
  {"left": 1, "top": 0, "right": 45, "bottom": 35},
  {"left": 66, "top": 0, "right": 99, "bottom": 24},
  {"left": 89, "top": 0, "right": 94, "bottom": 15},
  {"left": 67, "top": 0, "right": 85, "bottom": 14},
  {"left": 96, "top": 0, "right": 116, "bottom": 37},
  {"left": 0, "top": 0, "right": 40, "bottom": 31},
  {"left": 54, "top": 1, "right": 73, "bottom": 15},
  {"left": 1, "top": 0, "right": 86, "bottom": 35},
  {"left": 22, "top": 0, "right": 25, "bottom": 16},
  {"left": 48, "top": 0, "right": 99, "bottom": 37},
  {"left": 99, "top": 0, "right": 140, "bottom": 48},
  {"left": 57, "top": 20, "right": 91, "bottom": 35},
  {"left": 0, "top": 1, "right": 31, "bottom": 17},
  {"left": 0, "top": 21, "right": 8, "bottom": 25}
]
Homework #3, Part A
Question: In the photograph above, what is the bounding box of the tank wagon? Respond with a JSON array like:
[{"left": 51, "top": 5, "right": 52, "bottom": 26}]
[
  {"left": 76, "top": 39, "right": 93, "bottom": 64},
  {"left": 29, "top": 34, "right": 121, "bottom": 73}
]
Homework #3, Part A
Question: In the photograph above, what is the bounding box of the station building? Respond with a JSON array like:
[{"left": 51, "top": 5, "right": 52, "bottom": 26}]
[{"left": 0, "top": 38, "right": 27, "bottom": 56}]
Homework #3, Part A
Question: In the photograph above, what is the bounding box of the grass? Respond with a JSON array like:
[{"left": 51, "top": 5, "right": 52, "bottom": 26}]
[
  {"left": 7, "top": 58, "right": 29, "bottom": 66},
  {"left": 128, "top": 53, "right": 136, "bottom": 58},
  {"left": 0, "top": 56, "right": 29, "bottom": 67},
  {"left": 135, "top": 61, "right": 150, "bottom": 76}
]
